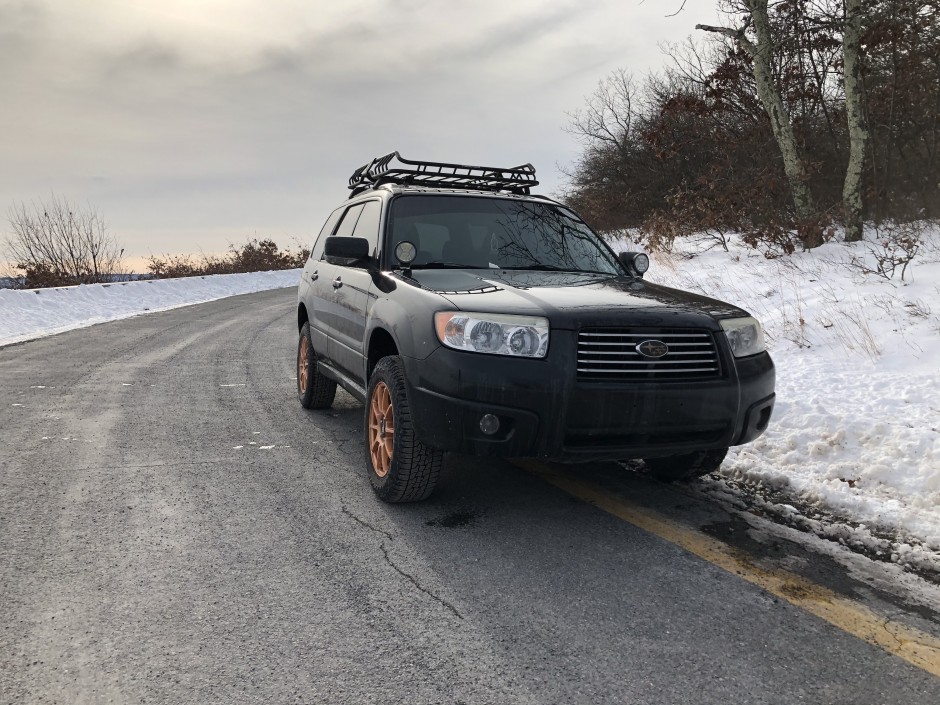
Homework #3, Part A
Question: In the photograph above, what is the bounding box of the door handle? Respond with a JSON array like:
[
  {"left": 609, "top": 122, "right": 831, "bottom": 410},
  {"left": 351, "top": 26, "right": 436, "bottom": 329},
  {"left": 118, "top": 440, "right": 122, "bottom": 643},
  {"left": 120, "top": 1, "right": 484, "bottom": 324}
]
[
  {"left": 310, "top": 270, "right": 319, "bottom": 281},
  {"left": 332, "top": 276, "right": 343, "bottom": 289}
]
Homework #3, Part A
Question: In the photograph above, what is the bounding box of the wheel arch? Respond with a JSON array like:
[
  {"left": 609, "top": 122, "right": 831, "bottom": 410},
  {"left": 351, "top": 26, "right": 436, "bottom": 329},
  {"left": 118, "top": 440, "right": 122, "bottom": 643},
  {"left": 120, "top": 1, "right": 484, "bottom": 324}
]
[
  {"left": 366, "top": 326, "right": 399, "bottom": 380},
  {"left": 298, "top": 302, "right": 309, "bottom": 331}
]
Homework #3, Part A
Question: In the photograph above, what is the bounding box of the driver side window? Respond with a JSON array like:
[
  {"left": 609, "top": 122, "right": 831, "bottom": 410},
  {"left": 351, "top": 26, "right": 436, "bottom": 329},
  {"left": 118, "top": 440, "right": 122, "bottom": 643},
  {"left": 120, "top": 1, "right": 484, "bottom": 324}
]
[
  {"left": 334, "top": 204, "right": 364, "bottom": 238},
  {"left": 310, "top": 208, "right": 343, "bottom": 261},
  {"left": 352, "top": 201, "right": 382, "bottom": 258}
]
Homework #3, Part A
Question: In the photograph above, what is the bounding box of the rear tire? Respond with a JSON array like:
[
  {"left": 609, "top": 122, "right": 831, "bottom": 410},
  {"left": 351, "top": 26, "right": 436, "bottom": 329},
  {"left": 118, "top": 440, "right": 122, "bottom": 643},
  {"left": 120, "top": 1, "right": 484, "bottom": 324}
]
[
  {"left": 297, "top": 322, "right": 336, "bottom": 409},
  {"left": 644, "top": 448, "right": 728, "bottom": 482},
  {"left": 365, "top": 355, "right": 443, "bottom": 503}
]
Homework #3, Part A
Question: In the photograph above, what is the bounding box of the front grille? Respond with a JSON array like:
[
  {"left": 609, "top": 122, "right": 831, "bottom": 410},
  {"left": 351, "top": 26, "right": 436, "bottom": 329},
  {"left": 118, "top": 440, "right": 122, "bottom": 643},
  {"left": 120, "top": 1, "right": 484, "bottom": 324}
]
[{"left": 577, "top": 328, "right": 721, "bottom": 381}]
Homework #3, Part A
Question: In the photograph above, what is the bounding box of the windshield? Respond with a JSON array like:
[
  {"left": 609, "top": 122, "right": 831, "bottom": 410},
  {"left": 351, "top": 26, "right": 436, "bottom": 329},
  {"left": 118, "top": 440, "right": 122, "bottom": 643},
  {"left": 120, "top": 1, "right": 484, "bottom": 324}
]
[{"left": 387, "top": 195, "right": 622, "bottom": 275}]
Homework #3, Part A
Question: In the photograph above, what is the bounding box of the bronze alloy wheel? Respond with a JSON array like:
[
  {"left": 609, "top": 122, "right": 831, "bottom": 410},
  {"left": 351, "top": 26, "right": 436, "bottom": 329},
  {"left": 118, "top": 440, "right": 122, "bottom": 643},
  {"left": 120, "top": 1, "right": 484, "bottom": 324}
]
[
  {"left": 297, "top": 322, "right": 336, "bottom": 409},
  {"left": 368, "top": 381, "right": 395, "bottom": 478},
  {"left": 364, "top": 355, "right": 442, "bottom": 502},
  {"left": 297, "top": 334, "right": 310, "bottom": 393}
]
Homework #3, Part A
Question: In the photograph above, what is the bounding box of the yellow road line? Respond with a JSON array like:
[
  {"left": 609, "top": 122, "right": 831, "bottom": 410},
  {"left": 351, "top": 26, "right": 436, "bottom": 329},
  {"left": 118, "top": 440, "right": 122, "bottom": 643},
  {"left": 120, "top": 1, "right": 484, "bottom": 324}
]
[{"left": 515, "top": 459, "right": 940, "bottom": 678}]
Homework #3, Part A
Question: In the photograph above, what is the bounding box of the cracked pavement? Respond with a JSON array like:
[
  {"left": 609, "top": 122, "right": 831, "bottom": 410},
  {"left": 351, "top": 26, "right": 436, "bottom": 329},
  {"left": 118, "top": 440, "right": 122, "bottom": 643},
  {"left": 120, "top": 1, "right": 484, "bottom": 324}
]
[{"left": 1, "top": 288, "right": 939, "bottom": 704}]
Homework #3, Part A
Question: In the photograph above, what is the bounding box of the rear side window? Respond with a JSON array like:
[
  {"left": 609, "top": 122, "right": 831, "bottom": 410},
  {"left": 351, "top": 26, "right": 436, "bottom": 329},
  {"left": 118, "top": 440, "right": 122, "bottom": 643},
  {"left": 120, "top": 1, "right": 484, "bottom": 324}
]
[
  {"left": 311, "top": 208, "right": 343, "bottom": 261},
  {"left": 352, "top": 201, "right": 382, "bottom": 257}
]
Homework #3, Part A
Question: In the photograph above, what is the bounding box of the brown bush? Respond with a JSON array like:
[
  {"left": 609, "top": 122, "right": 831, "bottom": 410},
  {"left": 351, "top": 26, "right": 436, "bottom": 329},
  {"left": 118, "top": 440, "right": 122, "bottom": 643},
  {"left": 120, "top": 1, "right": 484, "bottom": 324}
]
[{"left": 147, "top": 238, "right": 309, "bottom": 279}]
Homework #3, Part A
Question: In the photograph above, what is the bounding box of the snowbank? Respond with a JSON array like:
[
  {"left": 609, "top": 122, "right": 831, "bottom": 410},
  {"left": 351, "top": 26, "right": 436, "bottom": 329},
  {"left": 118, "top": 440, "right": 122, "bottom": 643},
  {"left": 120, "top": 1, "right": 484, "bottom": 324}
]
[
  {"left": 607, "top": 227, "right": 940, "bottom": 560},
  {"left": 0, "top": 269, "right": 301, "bottom": 347}
]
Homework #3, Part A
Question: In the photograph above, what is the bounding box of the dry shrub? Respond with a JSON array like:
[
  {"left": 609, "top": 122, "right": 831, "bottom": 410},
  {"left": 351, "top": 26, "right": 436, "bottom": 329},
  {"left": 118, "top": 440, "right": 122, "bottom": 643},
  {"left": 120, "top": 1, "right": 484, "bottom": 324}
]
[
  {"left": 641, "top": 195, "right": 740, "bottom": 253},
  {"left": 148, "top": 238, "right": 309, "bottom": 279},
  {"left": 741, "top": 217, "right": 837, "bottom": 258},
  {"left": 848, "top": 220, "right": 924, "bottom": 281}
]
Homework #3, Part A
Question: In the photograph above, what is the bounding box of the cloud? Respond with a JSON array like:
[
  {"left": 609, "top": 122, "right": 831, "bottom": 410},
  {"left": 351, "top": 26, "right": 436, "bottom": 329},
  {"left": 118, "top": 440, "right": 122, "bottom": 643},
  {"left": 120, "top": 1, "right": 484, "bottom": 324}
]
[
  {"left": 0, "top": 0, "right": 715, "bottom": 257},
  {"left": 0, "top": 0, "right": 43, "bottom": 35},
  {"left": 107, "top": 37, "right": 183, "bottom": 75},
  {"left": 0, "top": 0, "right": 45, "bottom": 70},
  {"left": 417, "top": 2, "right": 589, "bottom": 67}
]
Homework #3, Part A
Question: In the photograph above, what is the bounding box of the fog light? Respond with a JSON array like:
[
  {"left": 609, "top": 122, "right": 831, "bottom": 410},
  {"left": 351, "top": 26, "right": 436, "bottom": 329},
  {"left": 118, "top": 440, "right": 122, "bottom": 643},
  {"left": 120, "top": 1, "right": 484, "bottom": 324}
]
[{"left": 479, "top": 413, "right": 500, "bottom": 435}]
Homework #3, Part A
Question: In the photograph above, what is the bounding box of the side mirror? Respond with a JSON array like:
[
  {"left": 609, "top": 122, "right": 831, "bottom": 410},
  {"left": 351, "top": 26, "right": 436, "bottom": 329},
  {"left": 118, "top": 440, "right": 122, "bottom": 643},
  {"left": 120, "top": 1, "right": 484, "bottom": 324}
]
[
  {"left": 324, "top": 236, "right": 370, "bottom": 266},
  {"left": 618, "top": 251, "right": 650, "bottom": 278}
]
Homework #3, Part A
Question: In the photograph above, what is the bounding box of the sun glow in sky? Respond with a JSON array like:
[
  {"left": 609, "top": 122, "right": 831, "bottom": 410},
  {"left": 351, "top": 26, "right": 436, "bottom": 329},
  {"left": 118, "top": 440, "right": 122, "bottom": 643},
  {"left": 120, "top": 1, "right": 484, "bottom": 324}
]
[{"left": 1, "top": 0, "right": 720, "bottom": 259}]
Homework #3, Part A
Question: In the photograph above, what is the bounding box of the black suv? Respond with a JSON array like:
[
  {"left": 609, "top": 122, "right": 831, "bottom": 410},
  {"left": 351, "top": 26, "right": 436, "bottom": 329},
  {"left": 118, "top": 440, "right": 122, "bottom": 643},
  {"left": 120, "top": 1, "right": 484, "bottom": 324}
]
[{"left": 296, "top": 153, "right": 775, "bottom": 502}]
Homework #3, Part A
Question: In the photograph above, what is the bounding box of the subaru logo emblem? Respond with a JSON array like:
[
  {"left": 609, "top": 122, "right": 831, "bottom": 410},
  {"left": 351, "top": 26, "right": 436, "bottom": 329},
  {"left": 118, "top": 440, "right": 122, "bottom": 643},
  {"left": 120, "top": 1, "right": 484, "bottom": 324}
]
[{"left": 636, "top": 340, "right": 669, "bottom": 358}]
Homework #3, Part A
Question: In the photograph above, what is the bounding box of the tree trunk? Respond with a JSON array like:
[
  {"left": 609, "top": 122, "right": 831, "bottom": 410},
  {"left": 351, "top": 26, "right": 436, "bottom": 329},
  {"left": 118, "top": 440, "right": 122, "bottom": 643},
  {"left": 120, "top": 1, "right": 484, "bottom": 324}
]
[
  {"left": 842, "top": 0, "right": 868, "bottom": 242},
  {"left": 746, "top": 0, "right": 816, "bottom": 220},
  {"left": 698, "top": 0, "right": 816, "bottom": 222}
]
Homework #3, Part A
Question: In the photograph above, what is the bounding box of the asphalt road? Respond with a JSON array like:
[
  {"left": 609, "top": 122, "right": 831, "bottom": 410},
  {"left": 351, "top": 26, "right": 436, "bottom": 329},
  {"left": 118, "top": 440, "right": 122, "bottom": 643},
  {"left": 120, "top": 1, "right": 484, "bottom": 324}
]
[{"left": 2, "top": 288, "right": 939, "bottom": 704}]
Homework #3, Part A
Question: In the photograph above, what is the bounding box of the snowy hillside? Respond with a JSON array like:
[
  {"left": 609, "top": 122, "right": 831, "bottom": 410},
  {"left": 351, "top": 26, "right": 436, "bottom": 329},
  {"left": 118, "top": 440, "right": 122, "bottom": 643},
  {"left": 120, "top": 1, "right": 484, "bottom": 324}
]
[{"left": 607, "top": 227, "right": 940, "bottom": 573}]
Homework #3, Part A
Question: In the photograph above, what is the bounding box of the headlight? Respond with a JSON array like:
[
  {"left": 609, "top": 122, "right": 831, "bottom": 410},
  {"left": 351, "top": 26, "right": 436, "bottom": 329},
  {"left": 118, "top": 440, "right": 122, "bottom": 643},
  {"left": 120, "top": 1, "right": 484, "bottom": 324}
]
[
  {"left": 720, "top": 317, "right": 765, "bottom": 357},
  {"left": 434, "top": 311, "right": 549, "bottom": 358}
]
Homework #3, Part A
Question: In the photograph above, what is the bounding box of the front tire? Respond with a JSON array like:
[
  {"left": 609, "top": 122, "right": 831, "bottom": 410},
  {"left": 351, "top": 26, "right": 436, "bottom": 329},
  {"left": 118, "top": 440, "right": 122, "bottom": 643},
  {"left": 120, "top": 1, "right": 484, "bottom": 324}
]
[
  {"left": 644, "top": 448, "right": 728, "bottom": 482},
  {"left": 365, "top": 355, "right": 443, "bottom": 503},
  {"left": 297, "top": 322, "right": 336, "bottom": 409}
]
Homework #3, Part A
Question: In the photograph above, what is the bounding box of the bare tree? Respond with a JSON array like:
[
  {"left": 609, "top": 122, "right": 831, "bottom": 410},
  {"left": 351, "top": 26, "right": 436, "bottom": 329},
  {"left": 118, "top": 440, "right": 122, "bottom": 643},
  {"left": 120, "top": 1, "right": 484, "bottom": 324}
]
[
  {"left": 4, "top": 195, "right": 124, "bottom": 288},
  {"left": 566, "top": 69, "right": 641, "bottom": 158},
  {"left": 698, "top": 0, "right": 817, "bottom": 220},
  {"left": 563, "top": 69, "right": 661, "bottom": 231},
  {"left": 841, "top": 0, "right": 868, "bottom": 241}
]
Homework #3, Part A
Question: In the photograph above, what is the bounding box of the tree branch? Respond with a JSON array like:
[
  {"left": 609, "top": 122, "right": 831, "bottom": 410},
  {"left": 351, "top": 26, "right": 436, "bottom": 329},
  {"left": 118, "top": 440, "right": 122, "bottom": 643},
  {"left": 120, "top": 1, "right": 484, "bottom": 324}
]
[
  {"left": 696, "top": 23, "right": 756, "bottom": 56},
  {"left": 665, "top": 0, "right": 688, "bottom": 17},
  {"left": 640, "top": 0, "right": 688, "bottom": 18}
]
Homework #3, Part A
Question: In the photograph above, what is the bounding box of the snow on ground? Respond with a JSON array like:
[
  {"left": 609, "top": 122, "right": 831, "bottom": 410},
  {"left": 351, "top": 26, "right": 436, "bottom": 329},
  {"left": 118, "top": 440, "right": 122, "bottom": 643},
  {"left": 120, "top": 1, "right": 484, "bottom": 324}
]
[
  {"left": 0, "top": 269, "right": 301, "bottom": 347},
  {"left": 608, "top": 226, "right": 940, "bottom": 572}
]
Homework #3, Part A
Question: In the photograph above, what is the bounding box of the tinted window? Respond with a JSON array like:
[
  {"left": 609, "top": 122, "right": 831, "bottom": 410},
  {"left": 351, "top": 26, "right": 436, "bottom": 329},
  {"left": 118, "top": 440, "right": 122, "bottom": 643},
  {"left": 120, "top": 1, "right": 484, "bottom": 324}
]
[
  {"left": 311, "top": 208, "right": 343, "bottom": 261},
  {"left": 334, "top": 204, "right": 364, "bottom": 238},
  {"left": 351, "top": 201, "right": 382, "bottom": 257},
  {"left": 388, "top": 195, "right": 620, "bottom": 274}
]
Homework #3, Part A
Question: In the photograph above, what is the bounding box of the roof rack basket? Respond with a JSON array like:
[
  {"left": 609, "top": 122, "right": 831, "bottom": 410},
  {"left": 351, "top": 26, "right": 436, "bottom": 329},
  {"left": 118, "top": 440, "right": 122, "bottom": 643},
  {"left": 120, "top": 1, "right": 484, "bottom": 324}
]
[{"left": 348, "top": 151, "right": 538, "bottom": 197}]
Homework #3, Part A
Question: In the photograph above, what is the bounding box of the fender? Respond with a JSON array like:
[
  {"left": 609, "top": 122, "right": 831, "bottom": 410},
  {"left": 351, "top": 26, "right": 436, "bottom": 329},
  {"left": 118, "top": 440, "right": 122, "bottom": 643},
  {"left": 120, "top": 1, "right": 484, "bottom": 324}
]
[{"left": 366, "top": 273, "right": 450, "bottom": 363}]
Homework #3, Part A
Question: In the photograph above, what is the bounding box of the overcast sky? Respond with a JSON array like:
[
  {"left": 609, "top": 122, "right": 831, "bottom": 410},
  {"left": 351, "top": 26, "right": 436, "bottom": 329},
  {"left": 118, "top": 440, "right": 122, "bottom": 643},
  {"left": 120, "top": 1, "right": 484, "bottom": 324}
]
[{"left": 0, "top": 0, "right": 721, "bottom": 260}]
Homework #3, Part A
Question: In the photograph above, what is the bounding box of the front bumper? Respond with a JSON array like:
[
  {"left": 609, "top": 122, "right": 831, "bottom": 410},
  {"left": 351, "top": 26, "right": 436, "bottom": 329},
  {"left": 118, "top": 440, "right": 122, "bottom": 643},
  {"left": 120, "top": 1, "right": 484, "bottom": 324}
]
[{"left": 401, "top": 331, "right": 775, "bottom": 461}]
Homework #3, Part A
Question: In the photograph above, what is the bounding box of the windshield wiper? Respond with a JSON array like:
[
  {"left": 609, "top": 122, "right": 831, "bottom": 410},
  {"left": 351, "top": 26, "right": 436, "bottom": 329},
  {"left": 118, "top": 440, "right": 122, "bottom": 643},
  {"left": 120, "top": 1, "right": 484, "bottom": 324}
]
[
  {"left": 497, "top": 264, "right": 612, "bottom": 274},
  {"left": 408, "top": 261, "right": 480, "bottom": 269},
  {"left": 497, "top": 264, "right": 571, "bottom": 272}
]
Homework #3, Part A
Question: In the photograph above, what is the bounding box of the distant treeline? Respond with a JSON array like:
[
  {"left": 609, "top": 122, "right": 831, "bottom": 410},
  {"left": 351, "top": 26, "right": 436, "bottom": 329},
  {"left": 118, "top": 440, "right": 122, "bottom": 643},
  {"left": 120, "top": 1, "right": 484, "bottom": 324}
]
[
  {"left": 0, "top": 193, "right": 309, "bottom": 290},
  {"left": 2, "top": 194, "right": 309, "bottom": 289},
  {"left": 146, "top": 239, "right": 309, "bottom": 279},
  {"left": 564, "top": 0, "right": 939, "bottom": 252}
]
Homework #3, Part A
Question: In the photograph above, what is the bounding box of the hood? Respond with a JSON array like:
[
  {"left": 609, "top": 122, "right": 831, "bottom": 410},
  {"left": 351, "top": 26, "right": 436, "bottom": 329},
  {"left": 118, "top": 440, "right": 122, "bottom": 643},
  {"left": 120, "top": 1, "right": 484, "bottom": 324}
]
[{"left": 407, "top": 269, "right": 748, "bottom": 330}]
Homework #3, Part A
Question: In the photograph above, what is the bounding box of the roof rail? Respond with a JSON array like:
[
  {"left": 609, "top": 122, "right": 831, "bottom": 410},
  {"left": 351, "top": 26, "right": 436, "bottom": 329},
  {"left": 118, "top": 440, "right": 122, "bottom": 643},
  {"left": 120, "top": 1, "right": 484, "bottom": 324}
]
[{"left": 348, "top": 151, "right": 538, "bottom": 198}]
